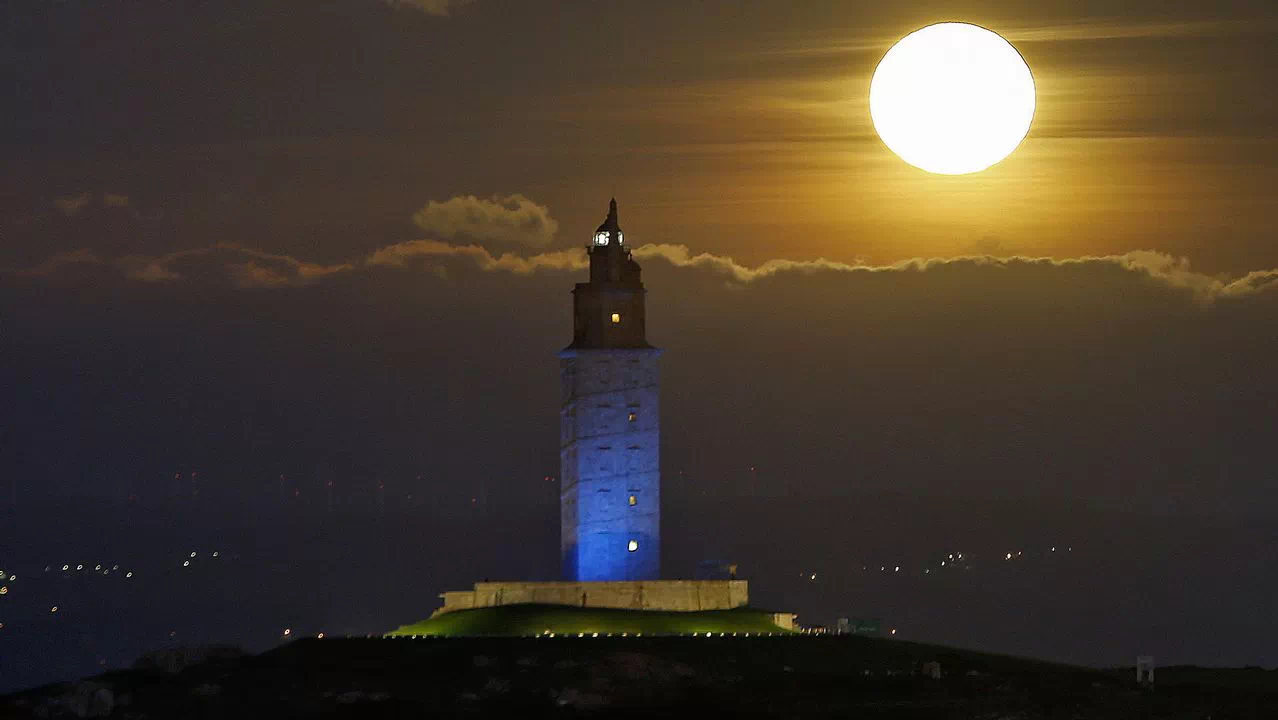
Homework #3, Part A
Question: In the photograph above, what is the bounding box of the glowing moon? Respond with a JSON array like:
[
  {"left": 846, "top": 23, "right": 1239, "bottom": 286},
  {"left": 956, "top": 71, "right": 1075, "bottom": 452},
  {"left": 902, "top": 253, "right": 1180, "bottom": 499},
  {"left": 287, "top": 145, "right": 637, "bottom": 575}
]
[{"left": 870, "top": 23, "right": 1035, "bottom": 175}]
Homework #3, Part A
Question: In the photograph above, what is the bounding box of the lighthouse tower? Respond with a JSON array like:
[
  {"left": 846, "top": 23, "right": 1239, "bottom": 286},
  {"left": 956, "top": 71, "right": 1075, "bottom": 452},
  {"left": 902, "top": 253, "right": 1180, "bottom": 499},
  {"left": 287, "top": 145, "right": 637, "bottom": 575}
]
[{"left": 559, "top": 199, "right": 661, "bottom": 581}]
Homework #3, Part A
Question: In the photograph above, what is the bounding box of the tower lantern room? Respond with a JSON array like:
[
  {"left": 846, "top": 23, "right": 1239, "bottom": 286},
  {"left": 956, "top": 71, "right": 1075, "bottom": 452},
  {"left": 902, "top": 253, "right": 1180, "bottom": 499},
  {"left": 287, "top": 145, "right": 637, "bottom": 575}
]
[{"left": 569, "top": 198, "right": 649, "bottom": 350}]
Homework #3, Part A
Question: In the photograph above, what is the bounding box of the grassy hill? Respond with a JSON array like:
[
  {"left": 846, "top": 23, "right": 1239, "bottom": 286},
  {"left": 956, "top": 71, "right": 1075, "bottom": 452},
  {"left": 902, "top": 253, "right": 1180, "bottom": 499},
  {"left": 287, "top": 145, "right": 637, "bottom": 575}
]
[{"left": 387, "top": 604, "right": 794, "bottom": 637}]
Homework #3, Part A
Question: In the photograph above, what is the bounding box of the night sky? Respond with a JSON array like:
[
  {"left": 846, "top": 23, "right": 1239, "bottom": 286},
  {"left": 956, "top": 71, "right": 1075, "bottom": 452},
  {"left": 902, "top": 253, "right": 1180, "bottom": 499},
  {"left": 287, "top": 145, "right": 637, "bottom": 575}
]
[{"left": 2, "top": 0, "right": 1277, "bottom": 692}]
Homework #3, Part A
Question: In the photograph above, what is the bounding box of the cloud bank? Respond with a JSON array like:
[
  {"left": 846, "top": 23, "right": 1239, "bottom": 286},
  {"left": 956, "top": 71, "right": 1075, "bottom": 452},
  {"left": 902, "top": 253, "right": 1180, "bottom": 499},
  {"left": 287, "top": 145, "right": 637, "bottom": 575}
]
[
  {"left": 14, "top": 238, "right": 1278, "bottom": 302},
  {"left": 411, "top": 194, "right": 559, "bottom": 247}
]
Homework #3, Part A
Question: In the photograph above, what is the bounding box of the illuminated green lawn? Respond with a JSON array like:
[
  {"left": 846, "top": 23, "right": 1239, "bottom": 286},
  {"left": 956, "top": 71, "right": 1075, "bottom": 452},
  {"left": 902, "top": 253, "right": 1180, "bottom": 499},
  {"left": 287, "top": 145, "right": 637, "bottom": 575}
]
[{"left": 387, "top": 605, "right": 795, "bottom": 637}]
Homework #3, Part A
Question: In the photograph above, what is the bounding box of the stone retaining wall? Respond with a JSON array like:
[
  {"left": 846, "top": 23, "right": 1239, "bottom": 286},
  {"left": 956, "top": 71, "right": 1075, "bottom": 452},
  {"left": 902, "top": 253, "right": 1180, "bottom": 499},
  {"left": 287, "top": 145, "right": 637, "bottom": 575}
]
[{"left": 433, "top": 580, "right": 749, "bottom": 617}]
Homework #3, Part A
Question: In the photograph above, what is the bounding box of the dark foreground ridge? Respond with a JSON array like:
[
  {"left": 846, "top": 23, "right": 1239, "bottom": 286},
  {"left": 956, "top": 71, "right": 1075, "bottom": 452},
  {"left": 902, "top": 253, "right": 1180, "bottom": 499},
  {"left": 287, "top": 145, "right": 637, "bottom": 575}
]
[{"left": 4, "top": 636, "right": 1275, "bottom": 718}]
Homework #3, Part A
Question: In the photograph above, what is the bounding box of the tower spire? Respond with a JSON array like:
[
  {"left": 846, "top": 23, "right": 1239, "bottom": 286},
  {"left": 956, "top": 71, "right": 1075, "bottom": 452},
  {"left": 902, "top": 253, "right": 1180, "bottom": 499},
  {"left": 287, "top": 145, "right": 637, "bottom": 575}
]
[{"left": 608, "top": 197, "right": 618, "bottom": 225}]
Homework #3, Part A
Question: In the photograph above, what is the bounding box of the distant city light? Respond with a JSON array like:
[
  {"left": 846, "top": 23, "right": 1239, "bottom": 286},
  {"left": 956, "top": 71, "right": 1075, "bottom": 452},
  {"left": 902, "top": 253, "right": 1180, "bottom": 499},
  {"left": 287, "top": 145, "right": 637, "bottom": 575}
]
[
  {"left": 50, "top": 606, "right": 58, "bottom": 613},
  {"left": 183, "top": 561, "right": 190, "bottom": 567},
  {"left": 283, "top": 628, "right": 291, "bottom": 636}
]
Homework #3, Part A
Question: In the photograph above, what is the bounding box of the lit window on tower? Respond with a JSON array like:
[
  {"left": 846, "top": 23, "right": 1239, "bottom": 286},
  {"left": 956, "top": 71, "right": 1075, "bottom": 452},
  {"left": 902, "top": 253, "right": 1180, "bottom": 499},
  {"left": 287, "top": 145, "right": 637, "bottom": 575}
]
[
  {"left": 628, "top": 411, "right": 637, "bottom": 422},
  {"left": 628, "top": 540, "right": 639, "bottom": 552},
  {"left": 628, "top": 495, "right": 637, "bottom": 506},
  {"left": 611, "top": 313, "right": 621, "bottom": 324}
]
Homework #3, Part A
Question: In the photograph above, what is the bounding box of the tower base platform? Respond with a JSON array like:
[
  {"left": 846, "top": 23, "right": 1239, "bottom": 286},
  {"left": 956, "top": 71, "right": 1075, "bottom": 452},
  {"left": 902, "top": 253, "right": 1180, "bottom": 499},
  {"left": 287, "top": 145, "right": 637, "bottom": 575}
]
[{"left": 433, "top": 579, "right": 749, "bottom": 618}]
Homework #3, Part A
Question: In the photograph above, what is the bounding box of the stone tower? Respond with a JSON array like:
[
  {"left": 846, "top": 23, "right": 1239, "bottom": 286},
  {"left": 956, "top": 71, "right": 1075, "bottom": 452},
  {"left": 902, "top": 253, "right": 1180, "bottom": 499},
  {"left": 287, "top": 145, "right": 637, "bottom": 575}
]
[{"left": 559, "top": 199, "right": 661, "bottom": 582}]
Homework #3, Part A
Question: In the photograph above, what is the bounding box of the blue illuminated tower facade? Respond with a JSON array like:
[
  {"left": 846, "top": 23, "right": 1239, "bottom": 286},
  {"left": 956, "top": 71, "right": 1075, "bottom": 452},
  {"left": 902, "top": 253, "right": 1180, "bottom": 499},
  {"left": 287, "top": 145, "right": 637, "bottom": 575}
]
[{"left": 559, "top": 199, "right": 661, "bottom": 582}]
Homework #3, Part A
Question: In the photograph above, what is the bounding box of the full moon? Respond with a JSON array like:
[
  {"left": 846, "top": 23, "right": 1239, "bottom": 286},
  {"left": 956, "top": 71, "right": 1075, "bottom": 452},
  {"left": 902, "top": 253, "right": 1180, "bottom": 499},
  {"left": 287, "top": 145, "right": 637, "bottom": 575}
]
[{"left": 870, "top": 23, "right": 1035, "bottom": 175}]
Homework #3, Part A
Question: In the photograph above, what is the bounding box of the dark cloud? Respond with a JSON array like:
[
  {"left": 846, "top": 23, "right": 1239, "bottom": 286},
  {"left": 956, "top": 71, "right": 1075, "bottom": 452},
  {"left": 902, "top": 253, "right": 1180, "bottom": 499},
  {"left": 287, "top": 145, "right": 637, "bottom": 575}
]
[
  {"left": 51, "top": 192, "right": 130, "bottom": 216},
  {"left": 385, "top": 0, "right": 473, "bottom": 16},
  {"left": 3, "top": 231, "right": 1277, "bottom": 690}
]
